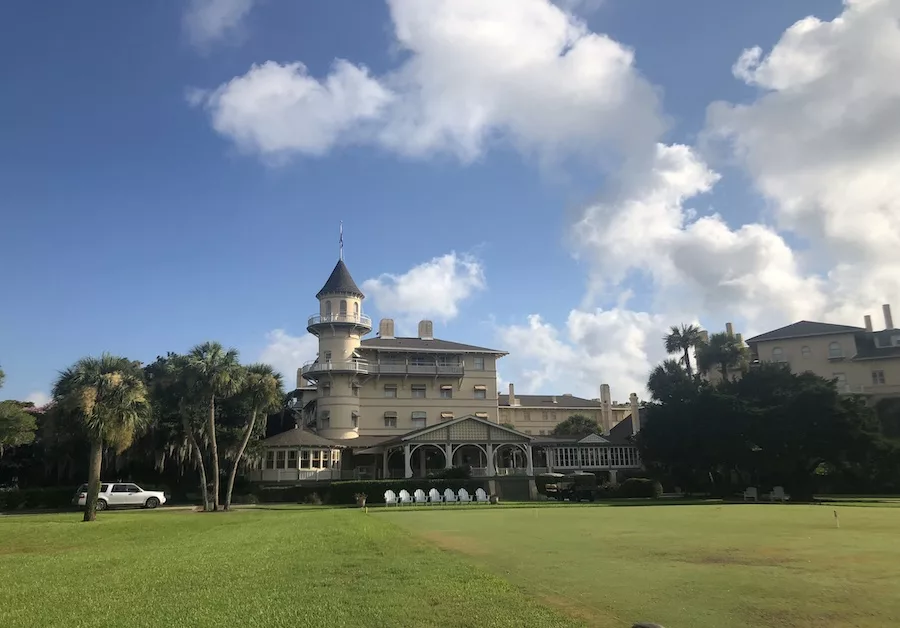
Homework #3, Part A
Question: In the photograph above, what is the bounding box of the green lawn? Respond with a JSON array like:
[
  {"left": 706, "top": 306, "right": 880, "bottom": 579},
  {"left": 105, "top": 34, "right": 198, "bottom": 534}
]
[{"left": 1, "top": 503, "right": 898, "bottom": 628}]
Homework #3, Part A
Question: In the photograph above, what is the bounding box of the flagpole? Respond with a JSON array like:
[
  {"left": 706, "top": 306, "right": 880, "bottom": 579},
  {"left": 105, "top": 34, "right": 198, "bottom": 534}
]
[{"left": 339, "top": 221, "right": 343, "bottom": 261}]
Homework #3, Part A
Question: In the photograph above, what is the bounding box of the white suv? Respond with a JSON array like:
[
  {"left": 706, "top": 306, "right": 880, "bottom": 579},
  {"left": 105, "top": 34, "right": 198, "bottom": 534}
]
[{"left": 73, "top": 483, "right": 167, "bottom": 510}]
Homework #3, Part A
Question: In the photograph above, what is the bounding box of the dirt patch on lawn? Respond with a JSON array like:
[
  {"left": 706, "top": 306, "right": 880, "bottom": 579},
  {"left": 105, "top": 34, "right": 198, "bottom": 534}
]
[
  {"left": 657, "top": 547, "right": 794, "bottom": 568},
  {"left": 417, "top": 530, "right": 489, "bottom": 557},
  {"left": 537, "top": 593, "right": 623, "bottom": 627}
]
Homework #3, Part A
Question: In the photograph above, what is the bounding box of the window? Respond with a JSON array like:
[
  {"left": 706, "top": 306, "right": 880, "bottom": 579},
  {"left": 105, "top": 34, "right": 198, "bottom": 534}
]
[
  {"left": 539, "top": 430, "right": 546, "bottom": 435},
  {"left": 411, "top": 411, "right": 426, "bottom": 429},
  {"left": 276, "top": 450, "right": 286, "bottom": 469},
  {"left": 828, "top": 342, "right": 843, "bottom": 359},
  {"left": 833, "top": 373, "right": 848, "bottom": 393},
  {"left": 354, "top": 302, "right": 359, "bottom": 317},
  {"left": 300, "top": 450, "right": 310, "bottom": 469},
  {"left": 339, "top": 300, "right": 347, "bottom": 315},
  {"left": 440, "top": 412, "right": 454, "bottom": 421},
  {"left": 440, "top": 385, "right": 452, "bottom": 399},
  {"left": 321, "top": 384, "right": 331, "bottom": 397},
  {"left": 411, "top": 385, "right": 426, "bottom": 398},
  {"left": 325, "top": 301, "right": 332, "bottom": 316},
  {"left": 319, "top": 411, "right": 330, "bottom": 430},
  {"left": 872, "top": 370, "right": 886, "bottom": 385},
  {"left": 112, "top": 484, "right": 129, "bottom": 493},
  {"left": 772, "top": 347, "right": 784, "bottom": 362},
  {"left": 351, "top": 413, "right": 359, "bottom": 428},
  {"left": 324, "top": 350, "right": 332, "bottom": 362},
  {"left": 524, "top": 429, "right": 532, "bottom": 435},
  {"left": 100, "top": 484, "right": 110, "bottom": 492},
  {"left": 384, "top": 385, "right": 397, "bottom": 398},
  {"left": 384, "top": 415, "right": 397, "bottom": 428},
  {"left": 474, "top": 385, "right": 487, "bottom": 400},
  {"left": 542, "top": 410, "right": 549, "bottom": 420},
  {"left": 265, "top": 451, "right": 275, "bottom": 469},
  {"left": 287, "top": 450, "right": 298, "bottom": 469},
  {"left": 801, "top": 346, "right": 811, "bottom": 358},
  {"left": 352, "top": 385, "right": 359, "bottom": 397},
  {"left": 473, "top": 356, "right": 485, "bottom": 370}
]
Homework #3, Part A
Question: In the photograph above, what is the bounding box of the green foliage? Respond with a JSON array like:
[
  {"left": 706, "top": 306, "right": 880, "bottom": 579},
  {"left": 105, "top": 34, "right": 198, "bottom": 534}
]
[
  {"left": 551, "top": 414, "right": 600, "bottom": 437},
  {"left": 664, "top": 324, "right": 703, "bottom": 377},
  {"left": 695, "top": 332, "right": 750, "bottom": 380},
  {"left": 0, "top": 366, "right": 5, "bottom": 389},
  {"left": 500, "top": 422, "right": 517, "bottom": 431},
  {"left": 0, "top": 401, "right": 38, "bottom": 453},
  {"left": 0, "top": 486, "right": 79, "bottom": 511},
  {"left": 428, "top": 465, "right": 472, "bottom": 479},
  {"left": 618, "top": 478, "right": 663, "bottom": 498},
  {"left": 647, "top": 359, "right": 698, "bottom": 403}
]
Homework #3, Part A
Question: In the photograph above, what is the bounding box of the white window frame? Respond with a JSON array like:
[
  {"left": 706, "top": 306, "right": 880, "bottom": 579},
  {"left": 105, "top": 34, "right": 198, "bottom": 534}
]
[
  {"left": 872, "top": 370, "right": 886, "bottom": 385},
  {"left": 384, "top": 385, "right": 398, "bottom": 398},
  {"left": 411, "top": 385, "right": 426, "bottom": 398},
  {"left": 473, "top": 356, "right": 485, "bottom": 370},
  {"left": 828, "top": 342, "right": 843, "bottom": 359}
]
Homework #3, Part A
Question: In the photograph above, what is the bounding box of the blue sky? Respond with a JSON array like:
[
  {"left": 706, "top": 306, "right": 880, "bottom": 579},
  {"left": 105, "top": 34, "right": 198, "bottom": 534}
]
[{"left": 5, "top": 0, "right": 897, "bottom": 403}]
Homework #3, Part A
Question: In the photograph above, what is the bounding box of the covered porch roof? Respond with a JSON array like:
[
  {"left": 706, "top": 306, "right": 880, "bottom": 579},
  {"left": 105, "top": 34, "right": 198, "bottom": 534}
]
[{"left": 355, "top": 415, "right": 532, "bottom": 454}]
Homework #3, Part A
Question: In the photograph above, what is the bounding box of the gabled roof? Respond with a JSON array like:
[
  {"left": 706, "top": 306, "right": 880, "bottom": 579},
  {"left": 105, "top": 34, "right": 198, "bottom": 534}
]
[
  {"left": 745, "top": 321, "right": 866, "bottom": 344},
  {"left": 498, "top": 394, "right": 603, "bottom": 408},
  {"left": 360, "top": 337, "right": 507, "bottom": 354},
  {"left": 261, "top": 427, "right": 339, "bottom": 448},
  {"left": 377, "top": 414, "right": 532, "bottom": 446},
  {"left": 316, "top": 260, "right": 364, "bottom": 299}
]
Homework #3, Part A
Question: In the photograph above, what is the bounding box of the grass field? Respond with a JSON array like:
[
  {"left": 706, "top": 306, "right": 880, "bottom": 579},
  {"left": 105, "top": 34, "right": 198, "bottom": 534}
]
[{"left": 1, "top": 502, "right": 898, "bottom": 627}]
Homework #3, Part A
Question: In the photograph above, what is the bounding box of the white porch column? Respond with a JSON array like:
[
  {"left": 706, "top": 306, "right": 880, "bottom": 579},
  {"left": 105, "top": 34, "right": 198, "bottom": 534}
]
[
  {"left": 403, "top": 444, "right": 412, "bottom": 479},
  {"left": 547, "top": 447, "right": 554, "bottom": 472},
  {"left": 525, "top": 445, "right": 534, "bottom": 476},
  {"left": 382, "top": 449, "right": 389, "bottom": 479},
  {"left": 486, "top": 443, "right": 495, "bottom": 477},
  {"left": 444, "top": 443, "right": 453, "bottom": 468}
]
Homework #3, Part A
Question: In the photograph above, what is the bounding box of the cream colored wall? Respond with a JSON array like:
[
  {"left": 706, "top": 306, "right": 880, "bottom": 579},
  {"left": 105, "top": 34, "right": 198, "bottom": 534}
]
[
  {"left": 754, "top": 333, "right": 900, "bottom": 394},
  {"left": 352, "top": 351, "right": 500, "bottom": 435},
  {"left": 319, "top": 295, "right": 362, "bottom": 319},
  {"left": 499, "top": 406, "right": 630, "bottom": 435}
]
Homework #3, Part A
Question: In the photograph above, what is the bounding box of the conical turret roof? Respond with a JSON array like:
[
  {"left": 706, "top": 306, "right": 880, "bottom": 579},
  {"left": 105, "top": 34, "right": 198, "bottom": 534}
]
[{"left": 316, "top": 259, "right": 364, "bottom": 299}]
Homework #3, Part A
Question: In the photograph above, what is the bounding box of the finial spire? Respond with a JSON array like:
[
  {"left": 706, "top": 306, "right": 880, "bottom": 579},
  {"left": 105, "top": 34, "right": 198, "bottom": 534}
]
[{"left": 339, "top": 221, "right": 343, "bottom": 261}]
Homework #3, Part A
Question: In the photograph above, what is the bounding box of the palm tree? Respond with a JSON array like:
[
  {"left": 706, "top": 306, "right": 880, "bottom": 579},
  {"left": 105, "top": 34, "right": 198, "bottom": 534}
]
[
  {"left": 185, "top": 342, "right": 244, "bottom": 511},
  {"left": 0, "top": 365, "right": 5, "bottom": 389},
  {"left": 664, "top": 324, "right": 703, "bottom": 378},
  {"left": 52, "top": 354, "right": 151, "bottom": 522},
  {"left": 696, "top": 332, "right": 749, "bottom": 381},
  {"left": 224, "top": 364, "right": 283, "bottom": 510}
]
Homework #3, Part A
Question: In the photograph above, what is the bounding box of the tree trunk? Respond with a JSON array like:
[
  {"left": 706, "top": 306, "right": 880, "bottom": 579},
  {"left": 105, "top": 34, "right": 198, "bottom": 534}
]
[
  {"left": 208, "top": 394, "right": 220, "bottom": 511},
  {"left": 183, "top": 415, "right": 210, "bottom": 511},
  {"left": 83, "top": 439, "right": 103, "bottom": 522},
  {"left": 683, "top": 347, "right": 694, "bottom": 378},
  {"left": 224, "top": 409, "right": 257, "bottom": 511}
]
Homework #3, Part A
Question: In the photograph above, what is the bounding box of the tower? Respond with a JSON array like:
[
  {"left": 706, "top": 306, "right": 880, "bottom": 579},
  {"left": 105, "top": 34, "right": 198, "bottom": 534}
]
[{"left": 302, "top": 258, "right": 372, "bottom": 440}]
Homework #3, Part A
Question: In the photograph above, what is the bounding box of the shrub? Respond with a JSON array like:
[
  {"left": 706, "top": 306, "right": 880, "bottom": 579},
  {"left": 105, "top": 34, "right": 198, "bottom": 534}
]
[
  {"left": 304, "top": 492, "right": 323, "bottom": 506},
  {"left": 618, "top": 478, "right": 663, "bottom": 498},
  {"left": 428, "top": 465, "right": 472, "bottom": 480},
  {"left": 0, "top": 487, "right": 79, "bottom": 511}
]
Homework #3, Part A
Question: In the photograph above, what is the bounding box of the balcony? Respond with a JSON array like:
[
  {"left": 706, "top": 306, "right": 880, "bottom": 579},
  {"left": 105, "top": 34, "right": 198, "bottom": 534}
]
[
  {"left": 846, "top": 383, "right": 900, "bottom": 397},
  {"left": 367, "top": 363, "right": 464, "bottom": 376},
  {"left": 307, "top": 313, "right": 372, "bottom": 331},
  {"left": 301, "top": 359, "right": 370, "bottom": 377}
]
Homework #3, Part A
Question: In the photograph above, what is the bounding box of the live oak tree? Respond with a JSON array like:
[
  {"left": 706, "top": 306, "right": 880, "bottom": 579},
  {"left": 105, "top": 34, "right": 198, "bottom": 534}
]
[
  {"left": 0, "top": 401, "right": 37, "bottom": 457},
  {"left": 552, "top": 414, "right": 601, "bottom": 437},
  {"left": 52, "top": 355, "right": 151, "bottom": 521}
]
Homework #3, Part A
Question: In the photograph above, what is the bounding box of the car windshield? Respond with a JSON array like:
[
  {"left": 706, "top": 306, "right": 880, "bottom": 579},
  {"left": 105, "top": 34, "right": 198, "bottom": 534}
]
[{"left": 76, "top": 484, "right": 87, "bottom": 493}]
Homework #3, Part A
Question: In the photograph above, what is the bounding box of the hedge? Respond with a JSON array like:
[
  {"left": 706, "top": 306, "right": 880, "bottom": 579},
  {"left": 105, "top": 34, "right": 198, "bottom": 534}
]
[
  {"left": 618, "top": 477, "right": 664, "bottom": 498},
  {"left": 0, "top": 487, "right": 79, "bottom": 511},
  {"left": 255, "top": 479, "right": 489, "bottom": 505}
]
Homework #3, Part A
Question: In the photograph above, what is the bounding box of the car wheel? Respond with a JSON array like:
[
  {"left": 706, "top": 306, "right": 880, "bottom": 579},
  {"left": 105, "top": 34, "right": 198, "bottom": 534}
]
[
  {"left": 145, "top": 497, "right": 160, "bottom": 509},
  {"left": 95, "top": 499, "right": 108, "bottom": 511}
]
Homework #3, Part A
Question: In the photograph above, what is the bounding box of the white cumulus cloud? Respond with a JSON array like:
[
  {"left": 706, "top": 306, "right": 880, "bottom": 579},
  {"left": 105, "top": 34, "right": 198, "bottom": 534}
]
[
  {"left": 259, "top": 329, "right": 318, "bottom": 390},
  {"left": 362, "top": 252, "right": 486, "bottom": 324},
  {"left": 24, "top": 391, "right": 51, "bottom": 407}
]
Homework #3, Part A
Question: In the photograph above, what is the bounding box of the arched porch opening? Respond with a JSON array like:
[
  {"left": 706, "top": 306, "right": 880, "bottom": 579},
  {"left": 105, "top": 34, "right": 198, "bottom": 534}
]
[
  {"left": 408, "top": 443, "right": 448, "bottom": 478},
  {"left": 492, "top": 443, "right": 530, "bottom": 476},
  {"left": 451, "top": 444, "right": 487, "bottom": 469}
]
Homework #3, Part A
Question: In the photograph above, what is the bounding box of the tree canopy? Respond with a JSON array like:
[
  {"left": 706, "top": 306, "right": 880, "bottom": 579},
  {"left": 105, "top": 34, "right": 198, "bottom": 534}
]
[{"left": 552, "top": 414, "right": 600, "bottom": 437}]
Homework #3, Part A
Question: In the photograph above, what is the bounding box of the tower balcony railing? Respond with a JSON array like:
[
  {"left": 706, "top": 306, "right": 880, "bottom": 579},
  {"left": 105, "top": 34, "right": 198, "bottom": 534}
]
[
  {"left": 366, "top": 362, "right": 464, "bottom": 376},
  {"left": 307, "top": 313, "right": 373, "bottom": 328},
  {"left": 301, "top": 359, "right": 370, "bottom": 376}
]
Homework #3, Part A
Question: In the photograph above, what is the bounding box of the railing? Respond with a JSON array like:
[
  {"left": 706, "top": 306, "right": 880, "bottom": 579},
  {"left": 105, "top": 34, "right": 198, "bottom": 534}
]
[
  {"left": 301, "top": 359, "right": 369, "bottom": 376},
  {"left": 846, "top": 383, "right": 900, "bottom": 395},
  {"left": 367, "top": 363, "right": 464, "bottom": 376},
  {"left": 248, "top": 468, "right": 341, "bottom": 482},
  {"left": 307, "top": 313, "right": 372, "bottom": 328}
]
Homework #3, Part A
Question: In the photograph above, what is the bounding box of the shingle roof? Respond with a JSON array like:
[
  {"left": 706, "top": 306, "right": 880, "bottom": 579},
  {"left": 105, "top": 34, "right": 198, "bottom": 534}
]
[
  {"left": 262, "top": 428, "right": 338, "bottom": 448},
  {"left": 852, "top": 330, "right": 900, "bottom": 360},
  {"left": 745, "top": 320, "right": 866, "bottom": 344},
  {"left": 316, "top": 260, "right": 364, "bottom": 299},
  {"left": 498, "top": 394, "right": 602, "bottom": 408},
  {"left": 360, "top": 337, "right": 507, "bottom": 354}
]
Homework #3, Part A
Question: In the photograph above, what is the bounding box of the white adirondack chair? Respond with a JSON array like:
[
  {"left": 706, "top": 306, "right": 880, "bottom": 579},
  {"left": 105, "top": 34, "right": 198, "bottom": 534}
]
[
  {"left": 384, "top": 490, "right": 398, "bottom": 506},
  {"left": 428, "top": 488, "right": 443, "bottom": 505},
  {"left": 398, "top": 489, "right": 412, "bottom": 506},
  {"left": 475, "top": 488, "right": 489, "bottom": 504},
  {"left": 414, "top": 489, "right": 428, "bottom": 505},
  {"left": 457, "top": 488, "right": 472, "bottom": 504},
  {"left": 771, "top": 486, "right": 787, "bottom": 503},
  {"left": 743, "top": 487, "right": 758, "bottom": 502},
  {"left": 443, "top": 488, "right": 458, "bottom": 504}
]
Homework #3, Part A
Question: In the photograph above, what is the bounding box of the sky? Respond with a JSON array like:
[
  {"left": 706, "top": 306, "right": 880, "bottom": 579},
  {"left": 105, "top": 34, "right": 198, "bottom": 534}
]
[{"left": 3, "top": 0, "right": 899, "bottom": 405}]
